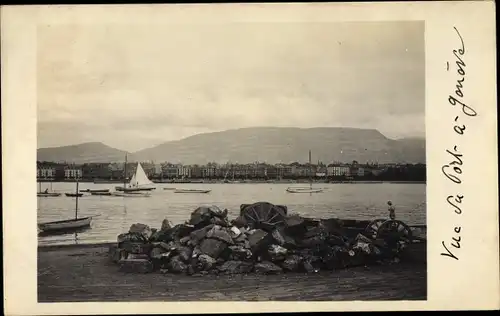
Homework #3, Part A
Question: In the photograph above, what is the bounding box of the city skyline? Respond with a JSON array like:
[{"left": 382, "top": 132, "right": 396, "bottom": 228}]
[{"left": 37, "top": 21, "right": 425, "bottom": 152}]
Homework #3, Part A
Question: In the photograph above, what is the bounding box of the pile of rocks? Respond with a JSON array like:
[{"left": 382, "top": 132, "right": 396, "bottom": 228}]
[{"left": 108, "top": 202, "right": 409, "bottom": 275}]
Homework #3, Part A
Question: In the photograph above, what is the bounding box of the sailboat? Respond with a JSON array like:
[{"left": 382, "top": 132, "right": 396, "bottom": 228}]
[
  {"left": 115, "top": 162, "right": 156, "bottom": 192},
  {"left": 37, "top": 181, "right": 61, "bottom": 197},
  {"left": 111, "top": 155, "right": 152, "bottom": 197},
  {"left": 286, "top": 150, "right": 324, "bottom": 194},
  {"left": 38, "top": 177, "right": 95, "bottom": 232}
]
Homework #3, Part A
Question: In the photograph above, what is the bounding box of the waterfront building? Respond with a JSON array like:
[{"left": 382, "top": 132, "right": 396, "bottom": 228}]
[
  {"left": 64, "top": 167, "right": 82, "bottom": 179},
  {"left": 178, "top": 165, "right": 192, "bottom": 178},
  {"left": 332, "top": 164, "right": 351, "bottom": 177},
  {"left": 162, "top": 163, "right": 179, "bottom": 179},
  {"left": 37, "top": 167, "right": 56, "bottom": 179}
]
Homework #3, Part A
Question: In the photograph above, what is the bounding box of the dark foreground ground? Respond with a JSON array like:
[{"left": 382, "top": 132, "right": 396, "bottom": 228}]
[{"left": 38, "top": 243, "right": 427, "bottom": 302}]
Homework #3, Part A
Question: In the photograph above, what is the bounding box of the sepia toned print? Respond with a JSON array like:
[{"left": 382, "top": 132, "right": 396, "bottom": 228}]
[
  {"left": 3, "top": 2, "right": 498, "bottom": 314},
  {"left": 36, "top": 20, "right": 427, "bottom": 302}
]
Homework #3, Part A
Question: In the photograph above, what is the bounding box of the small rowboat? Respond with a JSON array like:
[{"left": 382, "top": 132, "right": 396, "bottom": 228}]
[
  {"left": 38, "top": 216, "right": 93, "bottom": 232},
  {"left": 163, "top": 187, "right": 177, "bottom": 190},
  {"left": 80, "top": 189, "right": 110, "bottom": 193},
  {"left": 286, "top": 187, "right": 323, "bottom": 193},
  {"left": 65, "top": 193, "right": 84, "bottom": 197},
  {"left": 110, "top": 191, "right": 151, "bottom": 197},
  {"left": 115, "top": 186, "right": 155, "bottom": 192},
  {"left": 174, "top": 189, "right": 211, "bottom": 194},
  {"left": 90, "top": 192, "right": 112, "bottom": 196},
  {"left": 37, "top": 192, "right": 62, "bottom": 197}
]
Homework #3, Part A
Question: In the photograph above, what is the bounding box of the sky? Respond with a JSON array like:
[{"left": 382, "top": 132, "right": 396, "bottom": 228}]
[{"left": 37, "top": 21, "right": 425, "bottom": 152}]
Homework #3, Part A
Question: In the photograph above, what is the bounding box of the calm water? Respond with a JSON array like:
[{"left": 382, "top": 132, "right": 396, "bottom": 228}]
[{"left": 37, "top": 182, "right": 426, "bottom": 246}]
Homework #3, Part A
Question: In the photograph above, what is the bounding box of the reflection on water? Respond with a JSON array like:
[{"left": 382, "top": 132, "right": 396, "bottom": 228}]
[{"left": 37, "top": 182, "right": 426, "bottom": 246}]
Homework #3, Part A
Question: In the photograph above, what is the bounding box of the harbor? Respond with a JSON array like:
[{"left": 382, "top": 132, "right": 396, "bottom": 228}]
[{"left": 37, "top": 182, "right": 426, "bottom": 246}]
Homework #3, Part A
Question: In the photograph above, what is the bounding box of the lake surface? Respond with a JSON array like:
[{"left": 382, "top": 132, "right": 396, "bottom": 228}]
[{"left": 37, "top": 182, "right": 426, "bottom": 246}]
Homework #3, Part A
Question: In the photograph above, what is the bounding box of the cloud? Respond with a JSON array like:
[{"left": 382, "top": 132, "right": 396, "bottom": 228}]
[{"left": 37, "top": 21, "right": 425, "bottom": 151}]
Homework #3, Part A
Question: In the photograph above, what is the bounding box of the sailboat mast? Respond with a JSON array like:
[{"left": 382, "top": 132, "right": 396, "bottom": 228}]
[
  {"left": 123, "top": 154, "right": 128, "bottom": 188},
  {"left": 309, "top": 150, "right": 312, "bottom": 189},
  {"left": 75, "top": 176, "right": 79, "bottom": 220}
]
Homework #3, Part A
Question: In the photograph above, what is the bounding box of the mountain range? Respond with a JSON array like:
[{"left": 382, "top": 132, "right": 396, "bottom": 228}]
[{"left": 37, "top": 127, "right": 426, "bottom": 164}]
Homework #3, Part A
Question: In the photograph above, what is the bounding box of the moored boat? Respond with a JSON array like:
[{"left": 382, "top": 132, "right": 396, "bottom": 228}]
[
  {"left": 111, "top": 191, "right": 151, "bottom": 197},
  {"left": 163, "top": 187, "right": 177, "bottom": 190},
  {"left": 286, "top": 187, "right": 324, "bottom": 193},
  {"left": 114, "top": 161, "right": 156, "bottom": 192},
  {"left": 37, "top": 181, "right": 61, "bottom": 197},
  {"left": 65, "top": 193, "right": 84, "bottom": 197},
  {"left": 174, "top": 189, "right": 211, "bottom": 194},
  {"left": 37, "top": 192, "right": 62, "bottom": 197},
  {"left": 90, "top": 192, "right": 113, "bottom": 196},
  {"left": 38, "top": 216, "right": 92, "bottom": 232},
  {"left": 80, "top": 189, "right": 110, "bottom": 193}
]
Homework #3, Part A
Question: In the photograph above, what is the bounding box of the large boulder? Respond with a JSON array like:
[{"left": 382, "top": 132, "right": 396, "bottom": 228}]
[
  {"left": 196, "top": 254, "right": 217, "bottom": 271},
  {"left": 248, "top": 229, "right": 273, "bottom": 254},
  {"left": 206, "top": 226, "right": 234, "bottom": 244},
  {"left": 129, "top": 223, "right": 153, "bottom": 240},
  {"left": 190, "top": 224, "right": 215, "bottom": 245},
  {"left": 189, "top": 206, "right": 227, "bottom": 227},
  {"left": 199, "top": 238, "right": 228, "bottom": 258}
]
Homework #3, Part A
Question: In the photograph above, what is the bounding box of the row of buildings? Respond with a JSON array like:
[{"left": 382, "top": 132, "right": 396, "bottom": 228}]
[{"left": 36, "top": 161, "right": 425, "bottom": 181}]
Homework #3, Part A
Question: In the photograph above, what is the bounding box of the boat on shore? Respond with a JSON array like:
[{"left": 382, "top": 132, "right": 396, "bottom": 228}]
[{"left": 174, "top": 189, "right": 211, "bottom": 194}]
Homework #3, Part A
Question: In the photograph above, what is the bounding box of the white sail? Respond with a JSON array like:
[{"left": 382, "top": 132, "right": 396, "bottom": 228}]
[{"left": 129, "top": 163, "right": 154, "bottom": 188}]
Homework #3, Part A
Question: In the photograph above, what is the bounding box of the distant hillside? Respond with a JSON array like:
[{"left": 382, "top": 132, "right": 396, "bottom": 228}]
[
  {"left": 130, "top": 127, "right": 426, "bottom": 164},
  {"left": 37, "top": 128, "right": 425, "bottom": 164},
  {"left": 37, "top": 142, "right": 129, "bottom": 164}
]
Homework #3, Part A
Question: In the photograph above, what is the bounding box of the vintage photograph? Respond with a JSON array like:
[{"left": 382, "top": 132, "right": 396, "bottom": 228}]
[{"left": 36, "top": 20, "right": 427, "bottom": 302}]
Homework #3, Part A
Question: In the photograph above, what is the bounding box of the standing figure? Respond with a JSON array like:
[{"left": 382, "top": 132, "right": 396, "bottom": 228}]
[{"left": 388, "top": 200, "right": 396, "bottom": 220}]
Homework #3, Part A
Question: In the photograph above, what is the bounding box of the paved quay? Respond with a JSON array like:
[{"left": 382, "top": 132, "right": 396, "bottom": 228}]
[{"left": 38, "top": 244, "right": 426, "bottom": 302}]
